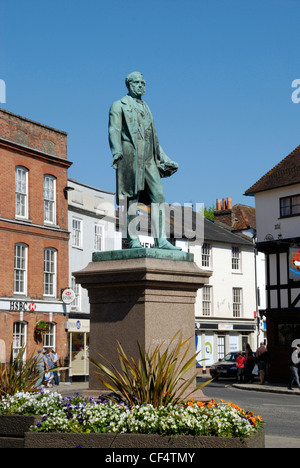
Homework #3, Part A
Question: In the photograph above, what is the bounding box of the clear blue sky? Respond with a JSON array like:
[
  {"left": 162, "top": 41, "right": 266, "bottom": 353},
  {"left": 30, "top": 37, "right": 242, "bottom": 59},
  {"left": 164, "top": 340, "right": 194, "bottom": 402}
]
[{"left": 2, "top": 0, "right": 300, "bottom": 209}]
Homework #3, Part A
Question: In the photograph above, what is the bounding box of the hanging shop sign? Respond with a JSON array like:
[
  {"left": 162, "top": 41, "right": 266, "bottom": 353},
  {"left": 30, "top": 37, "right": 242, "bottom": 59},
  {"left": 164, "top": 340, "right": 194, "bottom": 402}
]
[
  {"left": 289, "top": 248, "right": 300, "bottom": 280},
  {"left": 67, "top": 319, "right": 90, "bottom": 333},
  {"left": 61, "top": 288, "right": 76, "bottom": 304}
]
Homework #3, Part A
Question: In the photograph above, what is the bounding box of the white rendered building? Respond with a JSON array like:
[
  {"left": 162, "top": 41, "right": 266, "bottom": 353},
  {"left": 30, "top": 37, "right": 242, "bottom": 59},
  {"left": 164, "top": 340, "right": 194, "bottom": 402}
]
[{"left": 67, "top": 179, "right": 121, "bottom": 379}]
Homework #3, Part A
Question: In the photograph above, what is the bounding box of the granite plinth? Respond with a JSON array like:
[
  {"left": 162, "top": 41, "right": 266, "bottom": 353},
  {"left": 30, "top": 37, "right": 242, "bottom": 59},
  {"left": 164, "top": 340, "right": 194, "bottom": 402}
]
[{"left": 74, "top": 250, "right": 211, "bottom": 401}]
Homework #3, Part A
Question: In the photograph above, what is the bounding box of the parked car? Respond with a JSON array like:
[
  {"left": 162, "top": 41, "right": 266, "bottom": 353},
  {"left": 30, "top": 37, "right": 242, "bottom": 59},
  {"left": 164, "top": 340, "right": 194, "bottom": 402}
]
[{"left": 209, "top": 352, "right": 255, "bottom": 379}]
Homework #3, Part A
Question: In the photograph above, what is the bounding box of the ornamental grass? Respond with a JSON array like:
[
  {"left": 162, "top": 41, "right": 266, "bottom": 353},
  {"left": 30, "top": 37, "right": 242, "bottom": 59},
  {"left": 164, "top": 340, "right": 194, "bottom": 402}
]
[
  {"left": 89, "top": 331, "right": 212, "bottom": 407},
  {"left": 0, "top": 346, "right": 43, "bottom": 396},
  {"left": 0, "top": 345, "right": 66, "bottom": 397}
]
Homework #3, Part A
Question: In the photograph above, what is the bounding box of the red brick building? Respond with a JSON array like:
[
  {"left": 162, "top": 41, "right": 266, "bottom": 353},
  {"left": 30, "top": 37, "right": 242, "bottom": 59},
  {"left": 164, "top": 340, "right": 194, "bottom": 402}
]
[{"left": 0, "top": 109, "right": 72, "bottom": 376}]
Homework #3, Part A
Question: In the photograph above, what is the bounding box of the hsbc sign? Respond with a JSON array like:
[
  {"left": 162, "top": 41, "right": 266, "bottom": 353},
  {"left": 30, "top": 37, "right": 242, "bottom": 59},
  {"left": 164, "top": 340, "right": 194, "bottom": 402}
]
[
  {"left": 10, "top": 301, "right": 28, "bottom": 311},
  {"left": 9, "top": 301, "right": 37, "bottom": 312}
]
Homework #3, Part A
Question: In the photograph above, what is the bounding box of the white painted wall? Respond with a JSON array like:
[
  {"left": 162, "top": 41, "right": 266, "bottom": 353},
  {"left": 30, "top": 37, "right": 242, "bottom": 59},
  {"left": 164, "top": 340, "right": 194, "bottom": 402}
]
[
  {"left": 193, "top": 244, "right": 256, "bottom": 321},
  {"left": 255, "top": 184, "right": 300, "bottom": 243},
  {"left": 68, "top": 180, "right": 121, "bottom": 314}
]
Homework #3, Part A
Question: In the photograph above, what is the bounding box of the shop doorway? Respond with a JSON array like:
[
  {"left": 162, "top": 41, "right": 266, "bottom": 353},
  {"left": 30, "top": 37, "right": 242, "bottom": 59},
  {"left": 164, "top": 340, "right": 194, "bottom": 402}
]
[{"left": 69, "top": 331, "right": 89, "bottom": 381}]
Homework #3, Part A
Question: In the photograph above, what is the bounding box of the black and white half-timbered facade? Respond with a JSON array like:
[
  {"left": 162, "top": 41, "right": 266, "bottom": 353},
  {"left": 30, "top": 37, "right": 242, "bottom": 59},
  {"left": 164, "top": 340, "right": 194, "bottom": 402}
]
[{"left": 245, "top": 145, "right": 300, "bottom": 381}]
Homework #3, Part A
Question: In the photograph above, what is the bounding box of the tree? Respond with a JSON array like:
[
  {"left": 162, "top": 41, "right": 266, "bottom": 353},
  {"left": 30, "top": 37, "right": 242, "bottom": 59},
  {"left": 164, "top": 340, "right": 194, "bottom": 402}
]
[{"left": 203, "top": 205, "right": 215, "bottom": 221}]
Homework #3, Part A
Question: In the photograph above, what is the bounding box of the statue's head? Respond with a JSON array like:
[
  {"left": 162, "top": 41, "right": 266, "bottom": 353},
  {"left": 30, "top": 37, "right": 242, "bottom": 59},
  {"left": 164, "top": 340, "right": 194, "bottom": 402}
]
[{"left": 125, "top": 71, "right": 146, "bottom": 99}]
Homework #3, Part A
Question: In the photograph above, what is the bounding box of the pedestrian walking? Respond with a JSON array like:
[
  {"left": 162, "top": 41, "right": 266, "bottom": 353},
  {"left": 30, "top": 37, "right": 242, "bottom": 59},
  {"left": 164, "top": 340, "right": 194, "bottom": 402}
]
[
  {"left": 33, "top": 348, "right": 47, "bottom": 388},
  {"left": 288, "top": 344, "right": 300, "bottom": 391},
  {"left": 245, "top": 343, "right": 255, "bottom": 383},
  {"left": 44, "top": 349, "right": 55, "bottom": 387},
  {"left": 236, "top": 351, "right": 246, "bottom": 383},
  {"left": 51, "top": 349, "right": 59, "bottom": 386},
  {"left": 256, "top": 342, "right": 269, "bottom": 385}
]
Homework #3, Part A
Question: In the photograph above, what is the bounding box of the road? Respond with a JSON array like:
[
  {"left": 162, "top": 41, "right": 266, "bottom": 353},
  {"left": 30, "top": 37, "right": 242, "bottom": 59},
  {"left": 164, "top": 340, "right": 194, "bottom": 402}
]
[{"left": 203, "top": 379, "right": 300, "bottom": 448}]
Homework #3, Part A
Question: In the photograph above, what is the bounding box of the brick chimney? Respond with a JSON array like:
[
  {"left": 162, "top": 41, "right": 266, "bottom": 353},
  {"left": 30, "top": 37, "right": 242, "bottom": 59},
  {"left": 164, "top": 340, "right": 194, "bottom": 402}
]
[{"left": 214, "top": 197, "right": 234, "bottom": 227}]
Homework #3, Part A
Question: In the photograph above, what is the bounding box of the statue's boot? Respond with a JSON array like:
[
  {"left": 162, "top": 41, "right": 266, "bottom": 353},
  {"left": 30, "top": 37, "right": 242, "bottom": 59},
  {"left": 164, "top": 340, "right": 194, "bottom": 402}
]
[
  {"left": 127, "top": 238, "right": 143, "bottom": 249},
  {"left": 127, "top": 198, "right": 143, "bottom": 249},
  {"left": 154, "top": 238, "right": 182, "bottom": 250},
  {"left": 151, "top": 202, "right": 182, "bottom": 251}
]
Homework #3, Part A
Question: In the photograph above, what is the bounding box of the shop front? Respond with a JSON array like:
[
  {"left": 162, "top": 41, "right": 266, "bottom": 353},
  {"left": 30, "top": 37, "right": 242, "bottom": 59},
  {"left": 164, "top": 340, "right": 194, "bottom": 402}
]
[
  {"left": 195, "top": 321, "right": 256, "bottom": 373},
  {"left": 68, "top": 319, "right": 90, "bottom": 381}
]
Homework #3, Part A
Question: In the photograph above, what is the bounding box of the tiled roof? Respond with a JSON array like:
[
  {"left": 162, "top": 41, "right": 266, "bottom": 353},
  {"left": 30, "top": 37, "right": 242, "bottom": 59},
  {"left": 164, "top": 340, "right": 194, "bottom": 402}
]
[
  {"left": 232, "top": 204, "right": 256, "bottom": 230},
  {"left": 203, "top": 217, "right": 253, "bottom": 247},
  {"left": 245, "top": 145, "right": 300, "bottom": 196}
]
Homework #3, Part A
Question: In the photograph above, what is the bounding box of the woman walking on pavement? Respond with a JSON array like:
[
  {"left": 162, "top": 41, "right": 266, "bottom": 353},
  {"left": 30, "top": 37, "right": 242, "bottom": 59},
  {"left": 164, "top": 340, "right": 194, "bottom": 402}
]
[
  {"left": 236, "top": 351, "right": 246, "bottom": 383},
  {"left": 45, "top": 349, "right": 55, "bottom": 387},
  {"left": 51, "top": 349, "right": 60, "bottom": 386},
  {"left": 256, "top": 342, "right": 269, "bottom": 385},
  {"left": 245, "top": 343, "right": 255, "bottom": 383},
  {"left": 288, "top": 344, "right": 300, "bottom": 391}
]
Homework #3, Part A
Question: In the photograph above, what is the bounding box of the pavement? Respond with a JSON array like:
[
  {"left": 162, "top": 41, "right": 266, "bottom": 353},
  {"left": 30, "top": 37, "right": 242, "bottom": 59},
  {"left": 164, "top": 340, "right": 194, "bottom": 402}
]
[
  {"left": 232, "top": 381, "right": 300, "bottom": 395},
  {"left": 47, "top": 380, "right": 89, "bottom": 397},
  {"left": 51, "top": 380, "right": 300, "bottom": 397},
  {"left": 48, "top": 380, "right": 300, "bottom": 448}
]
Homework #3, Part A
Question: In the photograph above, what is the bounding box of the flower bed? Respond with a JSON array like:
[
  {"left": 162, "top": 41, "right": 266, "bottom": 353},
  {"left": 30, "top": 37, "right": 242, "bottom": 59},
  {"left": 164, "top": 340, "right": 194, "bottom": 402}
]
[{"left": 0, "top": 390, "right": 264, "bottom": 448}]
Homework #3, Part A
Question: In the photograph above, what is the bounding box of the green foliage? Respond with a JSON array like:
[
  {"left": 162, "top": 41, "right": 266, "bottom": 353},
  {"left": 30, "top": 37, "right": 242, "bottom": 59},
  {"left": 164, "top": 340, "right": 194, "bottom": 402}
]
[
  {"left": 34, "top": 321, "right": 49, "bottom": 337},
  {"left": 203, "top": 205, "right": 215, "bottom": 221},
  {"left": 0, "top": 346, "right": 43, "bottom": 396},
  {"left": 90, "top": 332, "right": 212, "bottom": 407}
]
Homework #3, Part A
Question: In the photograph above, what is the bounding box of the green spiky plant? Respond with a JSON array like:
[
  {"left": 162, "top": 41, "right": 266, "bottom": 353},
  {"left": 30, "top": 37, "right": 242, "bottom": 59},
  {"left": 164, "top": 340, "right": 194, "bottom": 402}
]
[
  {"left": 0, "top": 345, "right": 45, "bottom": 396},
  {"left": 90, "top": 331, "right": 212, "bottom": 407},
  {"left": 0, "top": 345, "right": 68, "bottom": 397}
]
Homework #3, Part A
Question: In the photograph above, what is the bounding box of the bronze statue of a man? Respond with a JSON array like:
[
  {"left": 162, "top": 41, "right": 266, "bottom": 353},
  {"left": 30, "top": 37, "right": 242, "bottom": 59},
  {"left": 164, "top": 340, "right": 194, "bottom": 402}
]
[{"left": 108, "top": 71, "right": 181, "bottom": 250}]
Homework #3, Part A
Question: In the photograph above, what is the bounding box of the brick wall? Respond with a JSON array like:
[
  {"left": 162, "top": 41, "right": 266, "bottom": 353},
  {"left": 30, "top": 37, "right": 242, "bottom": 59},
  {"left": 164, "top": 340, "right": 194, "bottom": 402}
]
[
  {"left": 0, "top": 108, "right": 72, "bottom": 380},
  {"left": 0, "top": 109, "right": 67, "bottom": 159},
  {"left": 214, "top": 210, "right": 234, "bottom": 228},
  {"left": 0, "top": 312, "right": 69, "bottom": 369},
  {"left": 0, "top": 144, "right": 69, "bottom": 228},
  {"left": 0, "top": 227, "right": 69, "bottom": 298}
]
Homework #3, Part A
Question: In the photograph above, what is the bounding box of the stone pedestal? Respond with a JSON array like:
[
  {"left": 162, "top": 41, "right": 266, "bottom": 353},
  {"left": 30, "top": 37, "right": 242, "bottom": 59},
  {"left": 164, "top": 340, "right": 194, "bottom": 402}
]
[{"left": 73, "top": 249, "right": 211, "bottom": 402}]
